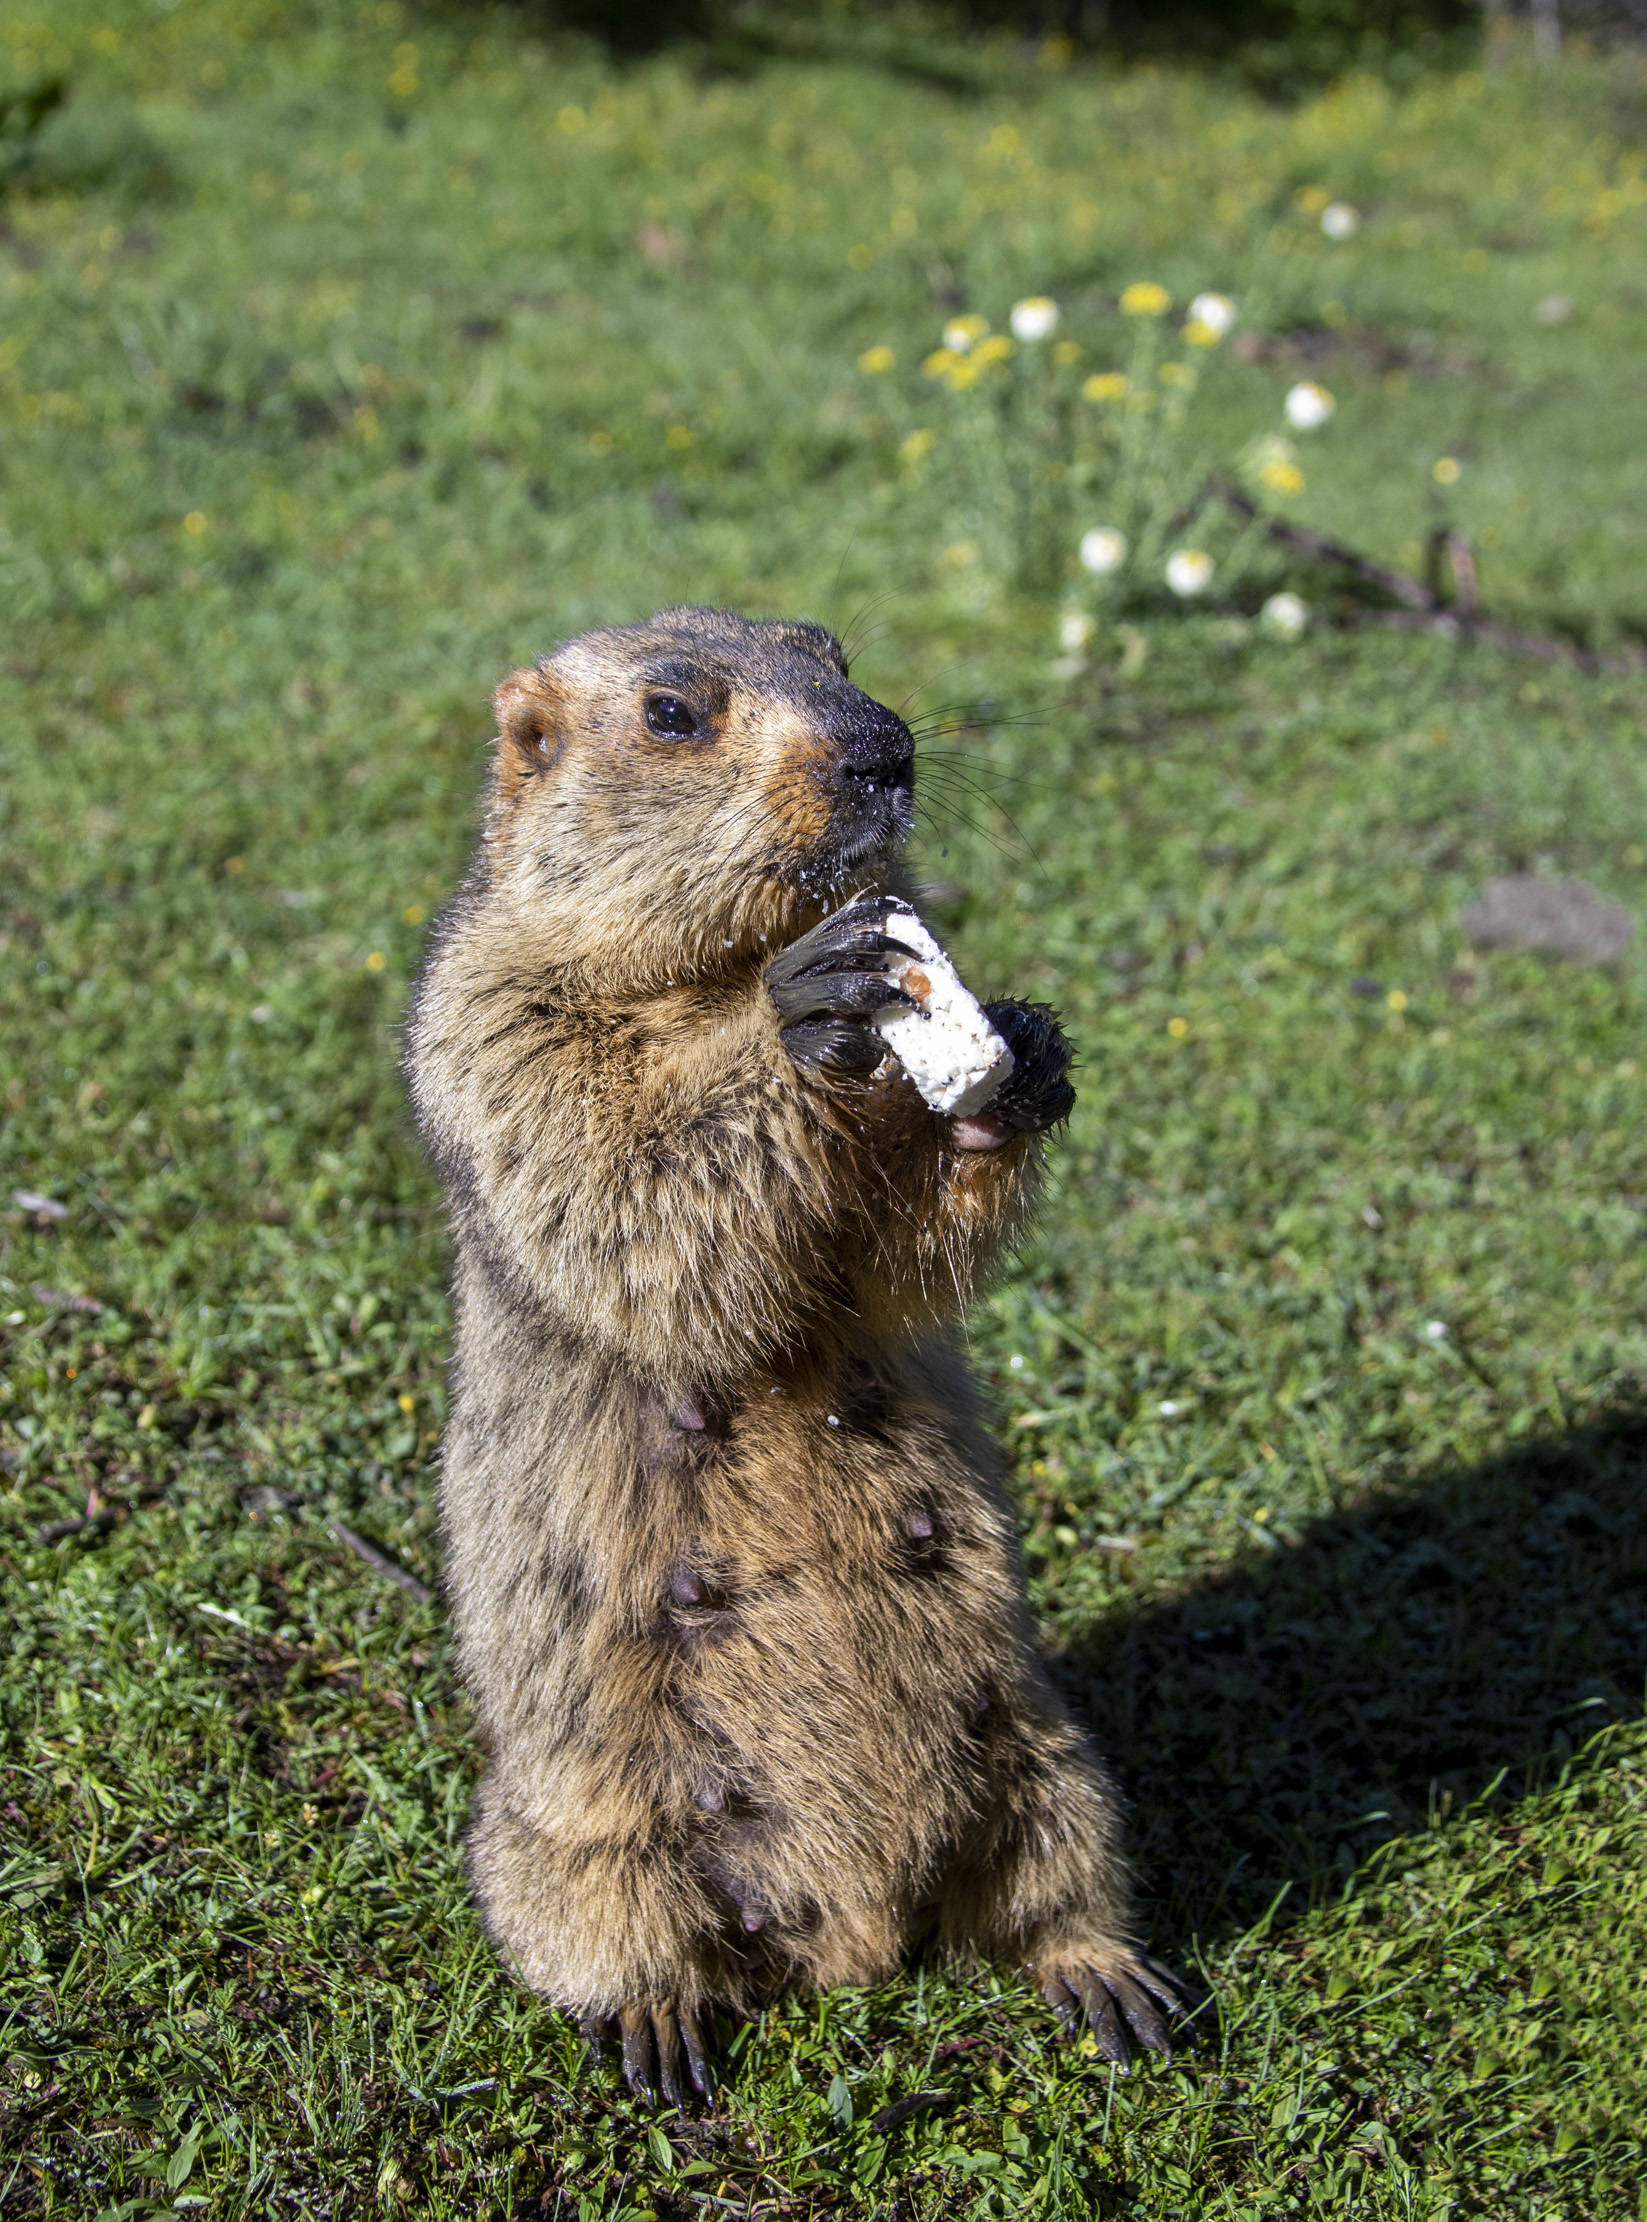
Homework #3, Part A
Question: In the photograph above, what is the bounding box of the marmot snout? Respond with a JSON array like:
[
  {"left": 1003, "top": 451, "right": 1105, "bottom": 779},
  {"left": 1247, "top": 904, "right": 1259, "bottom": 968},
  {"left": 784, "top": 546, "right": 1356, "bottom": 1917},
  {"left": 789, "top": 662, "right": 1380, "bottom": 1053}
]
[{"left": 406, "top": 605, "right": 1181, "bottom": 2106}]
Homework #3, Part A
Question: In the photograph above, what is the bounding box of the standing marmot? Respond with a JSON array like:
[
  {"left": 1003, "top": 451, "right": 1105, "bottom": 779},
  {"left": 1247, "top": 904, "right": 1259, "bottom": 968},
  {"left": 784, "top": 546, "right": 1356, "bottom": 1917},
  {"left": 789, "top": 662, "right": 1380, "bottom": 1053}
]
[{"left": 405, "top": 607, "right": 1180, "bottom": 2103}]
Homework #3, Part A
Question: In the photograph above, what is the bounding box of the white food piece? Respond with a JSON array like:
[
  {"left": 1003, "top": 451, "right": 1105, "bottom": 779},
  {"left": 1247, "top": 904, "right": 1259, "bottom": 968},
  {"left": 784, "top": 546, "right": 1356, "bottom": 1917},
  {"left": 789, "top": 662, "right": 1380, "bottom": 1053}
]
[{"left": 873, "top": 908, "right": 1015, "bottom": 1117}]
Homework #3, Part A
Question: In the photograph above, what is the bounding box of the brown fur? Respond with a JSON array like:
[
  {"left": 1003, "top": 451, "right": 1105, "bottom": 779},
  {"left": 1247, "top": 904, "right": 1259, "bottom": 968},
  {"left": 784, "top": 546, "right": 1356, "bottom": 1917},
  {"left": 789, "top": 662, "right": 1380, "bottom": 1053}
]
[{"left": 405, "top": 607, "right": 1174, "bottom": 2085}]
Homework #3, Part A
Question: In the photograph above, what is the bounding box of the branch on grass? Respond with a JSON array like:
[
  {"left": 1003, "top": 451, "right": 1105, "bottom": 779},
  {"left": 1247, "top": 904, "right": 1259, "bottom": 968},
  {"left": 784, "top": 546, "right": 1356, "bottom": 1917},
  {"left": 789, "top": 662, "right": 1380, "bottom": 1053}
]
[
  {"left": 867, "top": 2089, "right": 953, "bottom": 2135},
  {"left": 1217, "top": 482, "right": 1434, "bottom": 610},
  {"left": 331, "top": 1519, "right": 434, "bottom": 1606},
  {"left": 1342, "top": 607, "right": 1647, "bottom": 675},
  {"left": 36, "top": 1506, "right": 120, "bottom": 1545},
  {"left": 1206, "top": 481, "right": 1647, "bottom": 677},
  {"left": 35, "top": 1482, "right": 164, "bottom": 1545}
]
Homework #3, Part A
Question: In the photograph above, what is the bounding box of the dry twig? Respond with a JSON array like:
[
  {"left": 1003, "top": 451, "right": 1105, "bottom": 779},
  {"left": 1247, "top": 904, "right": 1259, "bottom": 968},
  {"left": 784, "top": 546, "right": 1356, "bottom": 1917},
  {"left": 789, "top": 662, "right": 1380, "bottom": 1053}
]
[{"left": 331, "top": 1519, "right": 434, "bottom": 1605}]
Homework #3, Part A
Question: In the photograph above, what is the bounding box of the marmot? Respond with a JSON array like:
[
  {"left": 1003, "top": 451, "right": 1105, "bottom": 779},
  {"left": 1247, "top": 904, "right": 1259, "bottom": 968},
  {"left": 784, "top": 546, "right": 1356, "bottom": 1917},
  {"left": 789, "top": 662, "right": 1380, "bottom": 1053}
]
[{"left": 405, "top": 607, "right": 1180, "bottom": 2104}]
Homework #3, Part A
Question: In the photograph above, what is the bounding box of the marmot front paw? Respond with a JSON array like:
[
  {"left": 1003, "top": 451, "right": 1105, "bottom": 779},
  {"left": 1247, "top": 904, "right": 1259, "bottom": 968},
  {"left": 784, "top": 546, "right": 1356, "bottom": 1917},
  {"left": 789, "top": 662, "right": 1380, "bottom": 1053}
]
[
  {"left": 583, "top": 1997, "right": 716, "bottom": 2109},
  {"left": 978, "top": 999, "right": 1075, "bottom": 1133},
  {"left": 1036, "top": 1945, "right": 1184, "bottom": 2070},
  {"left": 765, "top": 895, "right": 916, "bottom": 1077}
]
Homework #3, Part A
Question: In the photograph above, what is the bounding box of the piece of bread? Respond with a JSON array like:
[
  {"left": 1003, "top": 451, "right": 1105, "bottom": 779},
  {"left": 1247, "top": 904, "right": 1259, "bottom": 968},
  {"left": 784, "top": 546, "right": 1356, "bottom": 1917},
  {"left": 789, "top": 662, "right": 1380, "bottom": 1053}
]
[{"left": 874, "top": 908, "right": 1015, "bottom": 1117}]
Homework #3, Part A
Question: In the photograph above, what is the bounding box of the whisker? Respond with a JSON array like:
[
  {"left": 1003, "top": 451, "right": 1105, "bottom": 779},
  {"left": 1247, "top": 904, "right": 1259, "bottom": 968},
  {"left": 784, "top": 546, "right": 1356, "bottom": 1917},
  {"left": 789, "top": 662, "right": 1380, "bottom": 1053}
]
[
  {"left": 895, "top": 661, "right": 974, "bottom": 717},
  {"left": 914, "top": 794, "right": 1023, "bottom": 864},
  {"left": 915, "top": 769, "right": 1047, "bottom": 876},
  {"left": 916, "top": 754, "right": 1060, "bottom": 796},
  {"left": 836, "top": 587, "right": 906, "bottom": 666}
]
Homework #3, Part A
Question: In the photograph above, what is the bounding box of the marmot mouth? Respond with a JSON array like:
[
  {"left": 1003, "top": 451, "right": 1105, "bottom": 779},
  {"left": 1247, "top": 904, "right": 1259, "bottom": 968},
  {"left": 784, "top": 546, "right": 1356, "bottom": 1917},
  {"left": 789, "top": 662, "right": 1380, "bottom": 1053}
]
[{"left": 826, "top": 785, "right": 914, "bottom": 873}]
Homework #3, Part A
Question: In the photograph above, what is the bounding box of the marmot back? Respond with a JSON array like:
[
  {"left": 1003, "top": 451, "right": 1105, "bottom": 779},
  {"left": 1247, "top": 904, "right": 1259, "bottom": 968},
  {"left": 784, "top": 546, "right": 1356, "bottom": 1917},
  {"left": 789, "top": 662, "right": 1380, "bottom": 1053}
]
[{"left": 406, "top": 606, "right": 1180, "bottom": 2103}]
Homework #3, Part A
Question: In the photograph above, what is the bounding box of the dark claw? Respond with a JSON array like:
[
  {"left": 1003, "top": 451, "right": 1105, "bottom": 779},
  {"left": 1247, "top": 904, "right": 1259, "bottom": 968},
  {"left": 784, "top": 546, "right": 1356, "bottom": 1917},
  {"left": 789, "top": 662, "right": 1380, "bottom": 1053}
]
[
  {"left": 599, "top": 2000, "right": 717, "bottom": 2110},
  {"left": 764, "top": 895, "right": 917, "bottom": 984},
  {"left": 1129, "top": 1954, "right": 1189, "bottom": 2017},
  {"left": 769, "top": 968, "right": 914, "bottom": 1027},
  {"left": 578, "top": 2011, "right": 606, "bottom": 2062},
  {"left": 618, "top": 2003, "right": 656, "bottom": 2101},
  {"left": 1075, "top": 1971, "right": 1132, "bottom": 2071},
  {"left": 1039, "top": 1971, "right": 1082, "bottom": 2037},
  {"left": 1102, "top": 1968, "right": 1173, "bottom": 2059},
  {"left": 779, "top": 1017, "right": 888, "bottom": 1078},
  {"left": 679, "top": 2003, "right": 714, "bottom": 2102},
  {"left": 654, "top": 2001, "right": 686, "bottom": 2109}
]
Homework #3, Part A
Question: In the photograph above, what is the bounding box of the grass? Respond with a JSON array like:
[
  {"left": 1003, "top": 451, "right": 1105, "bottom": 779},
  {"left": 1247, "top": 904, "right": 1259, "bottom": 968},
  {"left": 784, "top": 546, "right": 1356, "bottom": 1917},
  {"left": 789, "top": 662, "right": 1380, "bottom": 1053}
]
[{"left": 2, "top": 3, "right": 1646, "bottom": 2215}]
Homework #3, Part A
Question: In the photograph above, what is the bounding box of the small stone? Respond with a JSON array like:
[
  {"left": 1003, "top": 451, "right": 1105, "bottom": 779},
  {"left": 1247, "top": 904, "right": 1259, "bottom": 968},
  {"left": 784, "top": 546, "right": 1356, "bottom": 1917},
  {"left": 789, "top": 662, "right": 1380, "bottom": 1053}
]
[{"left": 1462, "top": 876, "right": 1634, "bottom": 966}]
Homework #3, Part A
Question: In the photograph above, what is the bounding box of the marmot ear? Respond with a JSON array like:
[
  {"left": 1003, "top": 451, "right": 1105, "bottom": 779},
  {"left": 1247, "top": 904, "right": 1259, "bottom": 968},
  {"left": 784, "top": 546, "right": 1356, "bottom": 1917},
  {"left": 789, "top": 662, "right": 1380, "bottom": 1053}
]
[{"left": 490, "top": 665, "right": 565, "bottom": 812}]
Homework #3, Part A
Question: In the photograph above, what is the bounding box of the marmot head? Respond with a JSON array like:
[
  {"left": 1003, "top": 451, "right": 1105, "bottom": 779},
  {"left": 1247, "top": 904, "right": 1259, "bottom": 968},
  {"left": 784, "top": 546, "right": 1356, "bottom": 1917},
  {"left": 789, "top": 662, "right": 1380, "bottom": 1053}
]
[{"left": 480, "top": 607, "right": 915, "bottom": 988}]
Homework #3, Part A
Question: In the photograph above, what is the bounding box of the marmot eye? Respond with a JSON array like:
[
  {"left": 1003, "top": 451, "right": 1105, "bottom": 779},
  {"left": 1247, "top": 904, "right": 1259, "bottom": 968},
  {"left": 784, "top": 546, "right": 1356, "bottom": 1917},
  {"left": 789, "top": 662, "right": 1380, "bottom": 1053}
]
[{"left": 644, "top": 693, "right": 701, "bottom": 739}]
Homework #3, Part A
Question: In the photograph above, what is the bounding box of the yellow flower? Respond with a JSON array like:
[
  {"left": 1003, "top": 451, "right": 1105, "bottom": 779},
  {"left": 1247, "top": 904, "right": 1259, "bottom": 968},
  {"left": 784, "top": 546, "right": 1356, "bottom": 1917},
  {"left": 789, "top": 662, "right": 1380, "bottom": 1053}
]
[
  {"left": 1433, "top": 456, "right": 1461, "bottom": 485},
  {"left": 1183, "top": 319, "right": 1221, "bottom": 348},
  {"left": 943, "top": 313, "right": 989, "bottom": 353},
  {"left": 1053, "top": 339, "right": 1082, "bottom": 365},
  {"left": 1387, "top": 989, "right": 1408, "bottom": 1013},
  {"left": 899, "top": 428, "right": 936, "bottom": 466},
  {"left": 402, "top": 903, "right": 425, "bottom": 925},
  {"left": 858, "top": 345, "right": 895, "bottom": 374},
  {"left": 1120, "top": 281, "right": 1170, "bottom": 316},
  {"left": 923, "top": 348, "right": 957, "bottom": 379},
  {"left": 398, "top": 1392, "right": 416, "bottom": 1413},
  {"left": 182, "top": 511, "right": 209, "bottom": 535},
  {"left": 1294, "top": 184, "right": 1330, "bottom": 215},
  {"left": 947, "top": 357, "right": 981, "bottom": 390},
  {"left": 1082, "top": 371, "right": 1128, "bottom": 401},
  {"left": 1259, "top": 458, "right": 1305, "bottom": 495},
  {"left": 665, "top": 424, "right": 691, "bottom": 450},
  {"left": 366, "top": 950, "right": 387, "bottom": 973},
  {"left": 1159, "top": 361, "right": 1191, "bottom": 387},
  {"left": 973, "top": 334, "right": 1014, "bottom": 365},
  {"left": 1167, "top": 1016, "right": 1189, "bottom": 1039},
  {"left": 943, "top": 539, "right": 980, "bottom": 568}
]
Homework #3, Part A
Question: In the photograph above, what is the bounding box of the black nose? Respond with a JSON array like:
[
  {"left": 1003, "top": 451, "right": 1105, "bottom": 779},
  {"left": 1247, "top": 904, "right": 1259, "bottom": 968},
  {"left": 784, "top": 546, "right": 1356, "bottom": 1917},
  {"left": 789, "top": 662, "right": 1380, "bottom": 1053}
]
[{"left": 825, "top": 683, "right": 915, "bottom": 790}]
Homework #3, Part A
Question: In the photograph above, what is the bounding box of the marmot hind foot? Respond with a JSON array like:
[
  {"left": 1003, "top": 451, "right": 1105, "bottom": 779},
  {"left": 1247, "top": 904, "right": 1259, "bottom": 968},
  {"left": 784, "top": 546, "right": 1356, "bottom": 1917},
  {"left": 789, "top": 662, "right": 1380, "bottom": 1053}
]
[
  {"left": 1034, "top": 1943, "right": 1186, "bottom": 2070},
  {"left": 582, "top": 1997, "right": 717, "bottom": 2110}
]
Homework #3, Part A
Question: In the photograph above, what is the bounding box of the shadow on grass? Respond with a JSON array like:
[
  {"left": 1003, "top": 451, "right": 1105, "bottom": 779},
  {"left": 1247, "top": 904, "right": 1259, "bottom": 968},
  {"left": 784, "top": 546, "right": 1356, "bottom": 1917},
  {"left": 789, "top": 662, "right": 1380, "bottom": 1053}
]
[
  {"left": 1053, "top": 1407, "right": 1647, "bottom": 1953},
  {"left": 435, "top": 0, "right": 1472, "bottom": 94}
]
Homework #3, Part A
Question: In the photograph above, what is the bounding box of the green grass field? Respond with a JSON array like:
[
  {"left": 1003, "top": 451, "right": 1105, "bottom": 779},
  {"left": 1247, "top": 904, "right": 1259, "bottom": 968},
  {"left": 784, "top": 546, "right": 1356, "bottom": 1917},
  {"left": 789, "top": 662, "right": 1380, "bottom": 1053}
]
[{"left": 3, "top": 4, "right": 1646, "bottom": 2215}]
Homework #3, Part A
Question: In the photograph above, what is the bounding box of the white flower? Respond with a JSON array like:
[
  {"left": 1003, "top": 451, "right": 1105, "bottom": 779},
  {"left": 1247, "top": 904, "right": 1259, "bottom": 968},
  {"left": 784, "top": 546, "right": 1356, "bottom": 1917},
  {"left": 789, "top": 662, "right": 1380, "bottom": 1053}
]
[
  {"left": 1157, "top": 1399, "right": 1182, "bottom": 1416},
  {"left": 1260, "top": 591, "right": 1308, "bottom": 639},
  {"left": 1079, "top": 526, "right": 1128, "bottom": 575},
  {"left": 1321, "top": 201, "right": 1360, "bottom": 240},
  {"left": 1284, "top": 380, "right": 1335, "bottom": 430},
  {"left": 1058, "top": 610, "right": 1096, "bottom": 653},
  {"left": 943, "top": 319, "right": 977, "bottom": 353},
  {"left": 1187, "top": 291, "right": 1235, "bottom": 336},
  {"left": 1165, "top": 548, "right": 1213, "bottom": 597},
  {"left": 1009, "top": 295, "right": 1059, "bottom": 342},
  {"left": 1423, "top": 1320, "right": 1448, "bottom": 1341}
]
